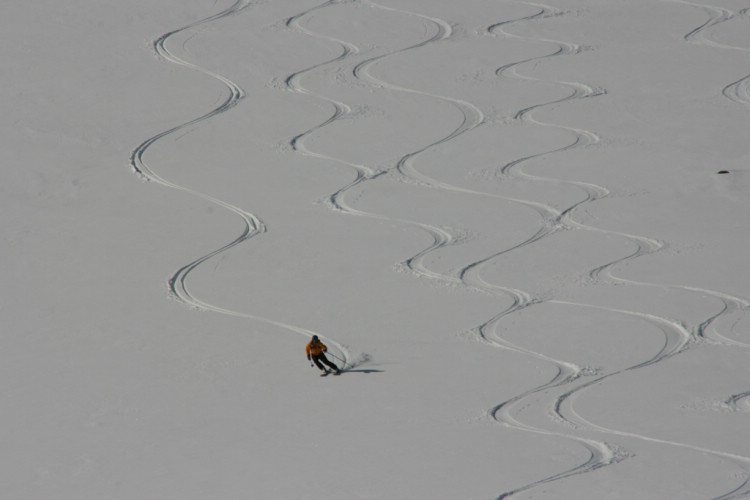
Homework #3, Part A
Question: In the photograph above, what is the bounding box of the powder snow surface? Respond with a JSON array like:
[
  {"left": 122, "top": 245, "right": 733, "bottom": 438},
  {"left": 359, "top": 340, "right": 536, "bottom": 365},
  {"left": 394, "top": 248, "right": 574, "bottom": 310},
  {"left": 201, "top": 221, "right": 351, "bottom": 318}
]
[{"left": 3, "top": 0, "right": 750, "bottom": 498}]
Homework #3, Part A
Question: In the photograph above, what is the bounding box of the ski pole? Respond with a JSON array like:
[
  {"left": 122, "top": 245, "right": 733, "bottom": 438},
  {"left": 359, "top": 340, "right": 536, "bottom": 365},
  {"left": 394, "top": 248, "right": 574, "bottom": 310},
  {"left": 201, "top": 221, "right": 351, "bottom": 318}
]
[{"left": 327, "top": 352, "right": 353, "bottom": 369}]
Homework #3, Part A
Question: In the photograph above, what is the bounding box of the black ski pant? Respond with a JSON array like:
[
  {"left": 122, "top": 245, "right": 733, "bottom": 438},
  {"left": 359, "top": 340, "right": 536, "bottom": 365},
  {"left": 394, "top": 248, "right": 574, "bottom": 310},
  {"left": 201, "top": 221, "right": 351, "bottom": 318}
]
[{"left": 312, "top": 354, "right": 338, "bottom": 372}]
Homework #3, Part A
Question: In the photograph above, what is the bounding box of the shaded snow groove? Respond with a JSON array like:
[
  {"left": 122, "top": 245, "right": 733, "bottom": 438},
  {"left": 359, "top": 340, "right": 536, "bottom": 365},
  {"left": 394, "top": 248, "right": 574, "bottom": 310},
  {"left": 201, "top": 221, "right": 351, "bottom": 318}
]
[
  {"left": 351, "top": 1, "right": 750, "bottom": 496},
  {"left": 284, "top": 1, "right": 628, "bottom": 495},
  {"left": 581, "top": 1, "right": 750, "bottom": 351},
  {"left": 665, "top": 0, "right": 750, "bottom": 106},
  {"left": 282, "top": 1, "right": 750, "bottom": 496},
  {"left": 130, "top": 0, "right": 354, "bottom": 363},
  {"left": 284, "top": 1, "right": 565, "bottom": 284},
  {"left": 476, "top": 4, "right": 631, "bottom": 496},
  {"left": 282, "top": 1, "right": 380, "bottom": 212},
  {"left": 660, "top": 0, "right": 750, "bottom": 348},
  {"left": 482, "top": 2, "right": 750, "bottom": 498},
  {"left": 662, "top": 5, "right": 750, "bottom": 497},
  {"left": 278, "top": 0, "right": 495, "bottom": 361},
  {"left": 550, "top": 302, "right": 750, "bottom": 500},
  {"left": 308, "top": 0, "right": 626, "bottom": 495},
  {"left": 283, "top": 0, "right": 477, "bottom": 288}
]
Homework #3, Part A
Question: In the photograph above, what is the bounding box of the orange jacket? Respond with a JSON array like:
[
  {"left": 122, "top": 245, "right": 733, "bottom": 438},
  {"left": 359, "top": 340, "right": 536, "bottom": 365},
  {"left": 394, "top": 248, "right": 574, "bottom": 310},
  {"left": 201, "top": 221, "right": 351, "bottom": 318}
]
[{"left": 306, "top": 340, "right": 327, "bottom": 358}]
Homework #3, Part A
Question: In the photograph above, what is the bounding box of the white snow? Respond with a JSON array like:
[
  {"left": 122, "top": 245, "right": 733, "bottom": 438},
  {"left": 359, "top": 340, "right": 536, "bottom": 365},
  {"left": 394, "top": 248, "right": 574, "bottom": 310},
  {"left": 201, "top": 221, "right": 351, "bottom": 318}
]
[{"left": 3, "top": 0, "right": 750, "bottom": 498}]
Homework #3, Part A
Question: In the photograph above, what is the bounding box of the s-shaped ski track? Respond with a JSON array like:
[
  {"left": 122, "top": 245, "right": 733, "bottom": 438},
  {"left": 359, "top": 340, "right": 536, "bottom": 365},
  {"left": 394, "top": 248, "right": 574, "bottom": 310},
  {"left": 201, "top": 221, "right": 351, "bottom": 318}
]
[{"left": 130, "top": 1, "right": 354, "bottom": 364}]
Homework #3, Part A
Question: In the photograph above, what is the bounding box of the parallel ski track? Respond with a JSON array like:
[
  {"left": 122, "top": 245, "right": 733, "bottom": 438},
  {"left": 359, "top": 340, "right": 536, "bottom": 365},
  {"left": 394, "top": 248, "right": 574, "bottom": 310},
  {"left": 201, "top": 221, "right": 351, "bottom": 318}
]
[
  {"left": 352, "top": 9, "right": 618, "bottom": 485},
  {"left": 665, "top": 0, "right": 750, "bottom": 106},
  {"left": 483, "top": 2, "right": 750, "bottom": 498},
  {"left": 479, "top": 4, "right": 640, "bottom": 496},
  {"left": 661, "top": 0, "right": 750, "bottom": 350},
  {"left": 283, "top": 0, "right": 750, "bottom": 497},
  {"left": 283, "top": 0, "right": 623, "bottom": 496},
  {"left": 550, "top": 301, "right": 750, "bottom": 500},
  {"left": 129, "top": 0, "right": 353, "bottom": 364},
  {"left": 284, "top": 0, "right": 480, "bottom": 287}
]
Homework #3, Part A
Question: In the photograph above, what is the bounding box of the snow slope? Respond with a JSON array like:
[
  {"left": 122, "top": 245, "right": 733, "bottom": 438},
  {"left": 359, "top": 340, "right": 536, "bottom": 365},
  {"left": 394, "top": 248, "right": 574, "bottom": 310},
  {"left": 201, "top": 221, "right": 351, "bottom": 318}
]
[{"left": 3, "top": 0, "right": 750, "bottom": 498}]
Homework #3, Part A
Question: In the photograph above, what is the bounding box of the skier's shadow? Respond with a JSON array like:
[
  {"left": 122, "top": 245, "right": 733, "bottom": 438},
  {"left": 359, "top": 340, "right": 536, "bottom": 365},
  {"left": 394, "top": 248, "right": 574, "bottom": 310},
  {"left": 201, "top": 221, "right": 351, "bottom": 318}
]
[{"left": 342, "top": 369, "right": 384, "bottom": 374}]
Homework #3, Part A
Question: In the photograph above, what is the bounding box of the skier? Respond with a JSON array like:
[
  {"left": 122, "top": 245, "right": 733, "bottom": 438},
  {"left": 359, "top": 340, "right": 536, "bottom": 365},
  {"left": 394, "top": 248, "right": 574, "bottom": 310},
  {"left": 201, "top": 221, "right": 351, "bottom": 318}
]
[{"left": 306, "top": 335, "right": 341, "bottom": 376}]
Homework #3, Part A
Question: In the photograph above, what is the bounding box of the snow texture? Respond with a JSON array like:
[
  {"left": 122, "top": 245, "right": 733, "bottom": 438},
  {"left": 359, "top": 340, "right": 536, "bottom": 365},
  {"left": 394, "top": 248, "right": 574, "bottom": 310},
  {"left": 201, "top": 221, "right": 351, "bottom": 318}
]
[{"left": 3, "top": 0, "right": 750, "bottom": 498}]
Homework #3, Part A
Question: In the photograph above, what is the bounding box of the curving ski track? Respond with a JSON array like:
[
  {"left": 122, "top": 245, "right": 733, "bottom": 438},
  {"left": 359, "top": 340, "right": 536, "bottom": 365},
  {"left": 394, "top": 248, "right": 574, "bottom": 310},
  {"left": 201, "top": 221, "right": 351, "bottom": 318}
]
[
  {"left": 665, "top": 0, "right": 750, "bottom": 106},
  {"left": 279, "top": 0, "right": 750, "bottom": 497},
  {"left": 129, "top": 0, "right": 356, "bottom": 364},
  {"left": 282, "top": 0, "right": 621, "bottom": 495},
  {"left": 283, "top": 0, "right": 476, "bottom": 288},
  {"left": 479, "top": 2, "right": 750, "bottom": 497}
]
